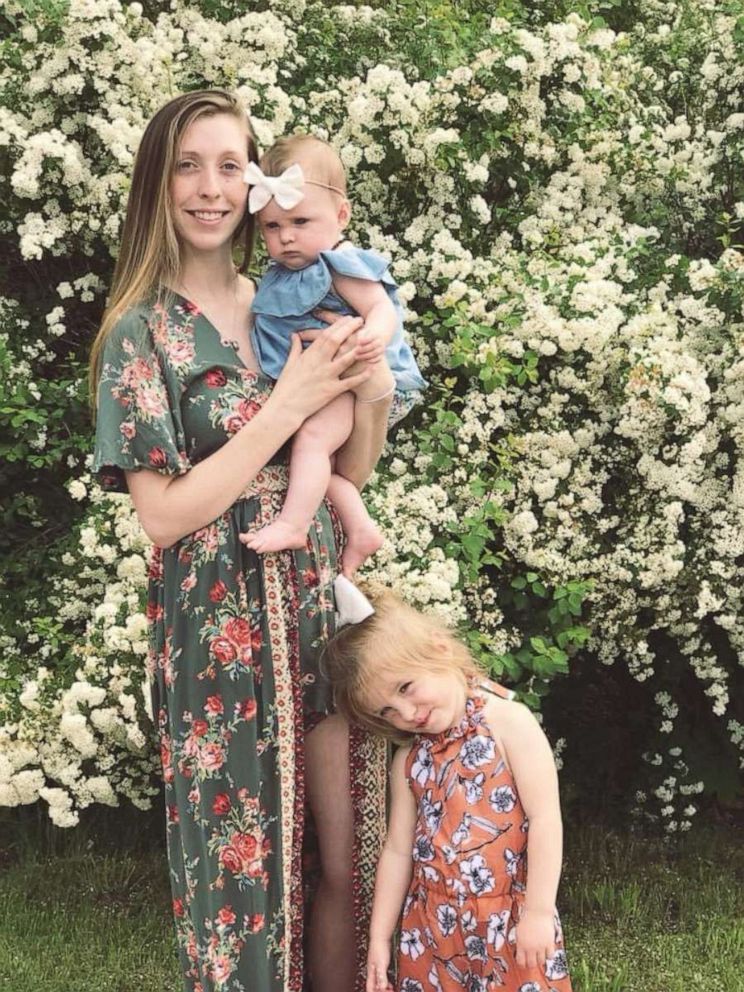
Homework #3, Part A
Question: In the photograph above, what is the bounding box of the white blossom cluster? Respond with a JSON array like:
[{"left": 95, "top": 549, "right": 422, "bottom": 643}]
[
  {"left": 0, "top": 476, "right": 159, "bottom": 826},
  {"left": 2, "top": 1, "right": 743, "bottom": 828}
]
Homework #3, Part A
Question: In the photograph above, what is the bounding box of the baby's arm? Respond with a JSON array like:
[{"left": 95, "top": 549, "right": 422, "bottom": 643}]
[
  {"left": 488, "top": 697, "right": 564, "bottom": 970},
  {"left": 332, "top": 273, "right": 397, "bottom": 364},
  {"left": 366, "top": 745, "right": 417, "bottom": 992}
]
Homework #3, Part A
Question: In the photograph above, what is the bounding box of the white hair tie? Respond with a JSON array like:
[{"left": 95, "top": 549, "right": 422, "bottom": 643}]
[
  {"left": 243, "top": 162, "right": 305, "bottom": 213},
  {"left": 334, "top": 575, "right": 375, "bottom": 628},
  {"left": 243, "top": 161, "right": 346, "bottom": 214}
]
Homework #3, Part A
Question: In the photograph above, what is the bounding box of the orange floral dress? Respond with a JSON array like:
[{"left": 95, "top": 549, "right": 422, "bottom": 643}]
[{"left": 397, "top": 682, "right": 572, "bottom": 992}]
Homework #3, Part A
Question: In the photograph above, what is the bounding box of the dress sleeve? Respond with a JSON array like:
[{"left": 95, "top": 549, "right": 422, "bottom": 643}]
[
  {"left": 92, "top": 308, "right": 191, "bottom": 493},
  {"left": 319, "top": 246, "right": 396, "bottom": 288}
]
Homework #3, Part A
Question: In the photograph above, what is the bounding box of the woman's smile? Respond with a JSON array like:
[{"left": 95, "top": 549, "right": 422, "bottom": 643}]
[{"left": 187, "top": 209, "right": 231, "bottom": 225}]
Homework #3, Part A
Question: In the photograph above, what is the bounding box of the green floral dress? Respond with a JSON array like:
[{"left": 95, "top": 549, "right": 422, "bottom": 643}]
[{"left": 93, "top": 296, "right": 386, "bottom": 992}]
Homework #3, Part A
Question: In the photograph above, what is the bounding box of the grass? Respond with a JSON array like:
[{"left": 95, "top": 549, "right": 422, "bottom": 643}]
[
  {"left": 0, "top": 807, "right": 181, "bottom": 992},
  {"left": 561, "top": 822, "right": 744, "bottom": 991},
  {"left": 1, "top": 808, "right": 743, "bottom": 991}
]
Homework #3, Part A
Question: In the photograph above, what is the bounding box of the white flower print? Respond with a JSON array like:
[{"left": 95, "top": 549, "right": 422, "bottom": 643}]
[
  {"left": 464, "top": 934, "right": 488, "bottom": 961},
  {"left": 420, "top": 789, "right": 443, "bottom": 833},
  {"left": 517, "top": 984, "right": 542, "bottom": 992},
  {"left": 546, "top": 949, "right": 569, "bottom": 980},
  {"left": 400, "top": 980, "right": 424, "bottom": 992},
  {"left": 413, "top": 834, "right": 435, "bottom": 862},
  {"left": 442, "top": 843, "right": 457, "bottom": 865},
  {"left": 487, "top": 909, "right": 511, "bottom": 950},
  {"left": 463, "top": 771, "right": 485, "bottom": 804},
  {"left": 436, "top": 903, "right": 458, "bottom": 937},
  {"left": 459, "top": 733, "right": 495, "bottom": 770},
  {"left": 451, "top": 812, "right": 472, "bottom": 846},
  {"left": 427, "top": 964, "right": 443, "bottom": 992},
  {"left": 489, "top": 784, "right": 517, "bottom": 813},
  {"left": 411, "top": 743, "right": 435, "bottom": 786},
  {"left": 462, "top": 974, "right": 488, "bottom": 992},
  {"left": 422, "top": 865, "right": 441, "bottom": 884},
  {"left": 504, "top": 847, "right": 523, "bottom": 878},
  {"left": 400, "top": 928, "right": 425, "bottom": 960},
  {"left": 460, "top": 909, "right": 477, "bottom": 932},
  {"left": 461, "top": 853, "right": 495, "bottom": 895}
]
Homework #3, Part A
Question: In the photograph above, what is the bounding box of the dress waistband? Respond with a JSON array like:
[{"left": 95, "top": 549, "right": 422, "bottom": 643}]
[
  {"left": 239, "top": 465, "right": 289, "bottom": 498},
  {"left": 411, "top": 870, "right": 522, "bottom": 900}
]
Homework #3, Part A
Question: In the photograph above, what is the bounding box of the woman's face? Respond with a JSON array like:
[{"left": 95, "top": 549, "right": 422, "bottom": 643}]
[{"left": 170, "top": 113, "right": 250, "bottom": 255}]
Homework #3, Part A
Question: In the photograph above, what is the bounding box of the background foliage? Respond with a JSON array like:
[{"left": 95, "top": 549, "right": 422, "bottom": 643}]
[{"left": 1, "top": 0, "right": 743, "bottom": 829}]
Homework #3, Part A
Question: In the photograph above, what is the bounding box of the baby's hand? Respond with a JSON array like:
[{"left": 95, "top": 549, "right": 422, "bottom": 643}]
[
  {"left": 366, "top": 939, "right": 394, "bottom": 992},
  {"left": 356, "top": 327, "right": 386, "bottom": 364},
  {"left": 514, "top": 908, "right": 556, "bottom": 970}
]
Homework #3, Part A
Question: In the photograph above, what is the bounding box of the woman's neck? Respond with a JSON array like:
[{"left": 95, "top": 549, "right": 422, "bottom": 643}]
[{"left": 178, "top": 245, "right": 238, "bottom": 300}]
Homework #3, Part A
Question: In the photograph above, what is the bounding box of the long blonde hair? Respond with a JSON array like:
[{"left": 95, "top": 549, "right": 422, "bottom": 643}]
[
  {"left": 322, "top": 587, "right": 485, "bottom": 743},
  {"left": 89, "top": 89, "right": 259, "bottom": 404}
]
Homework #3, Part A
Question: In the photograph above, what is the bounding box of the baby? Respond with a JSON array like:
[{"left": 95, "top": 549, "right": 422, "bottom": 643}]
[{"left": 240, "top": 135, "right": 425, "bottom": 575}]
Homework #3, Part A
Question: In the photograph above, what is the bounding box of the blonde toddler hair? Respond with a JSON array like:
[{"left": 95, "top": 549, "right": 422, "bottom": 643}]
[{"left": 322, "top": 587, "right": 485, "bottom": 742}]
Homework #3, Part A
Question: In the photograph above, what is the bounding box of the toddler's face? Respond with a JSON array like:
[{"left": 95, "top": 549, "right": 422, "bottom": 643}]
[
  {"left": 364, "top": 668, "right": 467, "bottom": 736},
  {"left": 258, "top": 183, "right": 349, "bottom": 270}
]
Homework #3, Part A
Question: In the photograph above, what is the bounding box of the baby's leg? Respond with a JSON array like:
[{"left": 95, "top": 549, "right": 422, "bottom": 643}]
[
  {"left": 242, "top": 394, "right": 354, "bottom": 553},
  {"left": 326, "top": 474, "right": 383, "bottom": 577},
  {"left": 341, "top": 354, "right": 395, "bottom": 404}
]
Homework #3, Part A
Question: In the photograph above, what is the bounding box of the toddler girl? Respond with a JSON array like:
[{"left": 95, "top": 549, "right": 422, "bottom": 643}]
[
  {"left": 325, "top": 581, "right": 573, "bottom": 992},
  {"left": 240, "top": 135, "right": 425, "bottom": 575}
]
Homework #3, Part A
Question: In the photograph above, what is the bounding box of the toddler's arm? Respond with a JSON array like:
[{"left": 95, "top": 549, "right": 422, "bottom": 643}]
[
  {"left": 493, "top": 698, "right": 564, "bottom": 970},
  {"left": 332, "top": 273, "right": 398, "bottom": 364},
  {"left": 366, "top": 745, "right": 417, "bottom": 992}
]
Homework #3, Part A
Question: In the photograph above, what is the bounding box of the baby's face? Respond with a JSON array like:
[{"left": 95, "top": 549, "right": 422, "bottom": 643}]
[{"left": 258, "top": 183, "right": 349, "bottom": 270}]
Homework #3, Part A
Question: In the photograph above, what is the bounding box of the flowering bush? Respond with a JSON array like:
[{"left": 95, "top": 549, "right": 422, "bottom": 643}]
[{"left": 1, "top": 0, "right": 743, "bottom": 829}]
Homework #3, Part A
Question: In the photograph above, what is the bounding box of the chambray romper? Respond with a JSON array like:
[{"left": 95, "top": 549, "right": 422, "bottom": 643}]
[{"left": 251, "top": 246, "right": 426, "bottom": 426}]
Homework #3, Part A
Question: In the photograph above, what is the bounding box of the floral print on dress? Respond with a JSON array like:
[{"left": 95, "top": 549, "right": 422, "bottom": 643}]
[
  {"left": 93, "top": 298, "right": 386, "bottom": 992},
  {"left": 397, "top": 682, "right": 572, "bottom": 992}
]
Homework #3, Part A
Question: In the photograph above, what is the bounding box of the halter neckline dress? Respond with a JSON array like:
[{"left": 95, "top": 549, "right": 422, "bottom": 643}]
[{"left": 399, "top": 681, "right": 572, "bottom": 992}]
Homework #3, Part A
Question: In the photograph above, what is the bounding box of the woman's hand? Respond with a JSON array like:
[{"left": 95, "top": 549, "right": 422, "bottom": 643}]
[
  {"left": 366, "top": 939, "right": 394, "bottom": 992},
  {"left": 514, "top": 908, "right": 556, "bottom": 970},
  {"left": 266, "top": 314, "right": 371, "bottom": 426},
  {"left": 297, "top": 308, "right": 363, "bottom": 358}
]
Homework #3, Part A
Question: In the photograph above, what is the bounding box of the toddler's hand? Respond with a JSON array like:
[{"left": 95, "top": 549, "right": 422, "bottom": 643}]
[
  {"left": 366, "top": 939, "right": 393, "bottom": 992},
  {"left": 514, "top": 908, "right": 556, "bottom": 970},
  {"left": 356, "top": 328, "right": 386, "bottom": 364}
]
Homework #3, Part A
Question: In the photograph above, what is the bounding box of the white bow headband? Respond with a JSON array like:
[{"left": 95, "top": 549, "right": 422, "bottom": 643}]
[
  {"left": 243, "top": 161, "right": 345, "bottom": 214},
  {"left": 334, "top": 575, "right": 375, "bottom": 628}
]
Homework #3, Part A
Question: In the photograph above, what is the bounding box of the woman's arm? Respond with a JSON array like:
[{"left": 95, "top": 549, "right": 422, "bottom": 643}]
[
  {"left": 366, "top": 746, "right": 417, "bottom": 992},
  {"left": 126, "top": 317, "right": 368, "bottom": 548},
  {"left": 493, "top": 699, "right": 564, "bottom": 970}
]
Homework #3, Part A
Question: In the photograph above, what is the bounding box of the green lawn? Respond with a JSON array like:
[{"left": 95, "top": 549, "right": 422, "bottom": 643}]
[{"left": 1, "top": 810, "right": 742, "bottom": 992}]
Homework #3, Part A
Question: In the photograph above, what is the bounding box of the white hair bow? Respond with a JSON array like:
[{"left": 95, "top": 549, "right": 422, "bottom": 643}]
[
  {"left": 243, "top": 162, "right": 305, "bottom": 213},
  {"left": 334, "top": 575, "right": 375, "bottom": 628}
]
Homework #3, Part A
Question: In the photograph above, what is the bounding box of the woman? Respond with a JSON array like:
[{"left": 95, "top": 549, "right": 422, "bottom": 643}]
[{"left": 91, "top": 90, "right": 390, "bottom": 992}]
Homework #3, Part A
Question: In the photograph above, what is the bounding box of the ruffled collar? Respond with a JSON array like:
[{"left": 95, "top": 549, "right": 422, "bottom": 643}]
[{"left": 426, "top": 691, "right": 489, "bottom": 753}]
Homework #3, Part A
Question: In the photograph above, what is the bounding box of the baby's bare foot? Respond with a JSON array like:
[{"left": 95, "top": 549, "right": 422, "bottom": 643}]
[
  {"left": 241, "top": 519, "right": 309, "bottom": 553},
  {"left": 341, "top": 522, "right": 384, "bottom": 578}
]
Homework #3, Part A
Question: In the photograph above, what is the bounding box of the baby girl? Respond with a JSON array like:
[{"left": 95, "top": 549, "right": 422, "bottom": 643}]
[{"left": 240, "top": 135, "right": 425, "bottom": 575}]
